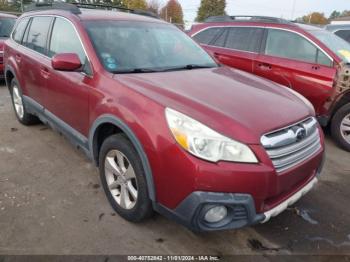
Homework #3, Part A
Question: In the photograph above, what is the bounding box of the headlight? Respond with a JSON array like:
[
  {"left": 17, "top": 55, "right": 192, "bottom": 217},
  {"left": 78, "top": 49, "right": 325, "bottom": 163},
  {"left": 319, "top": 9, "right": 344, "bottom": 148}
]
[{"left": 165, "top": 108, "right": 258, "bottom": 163}]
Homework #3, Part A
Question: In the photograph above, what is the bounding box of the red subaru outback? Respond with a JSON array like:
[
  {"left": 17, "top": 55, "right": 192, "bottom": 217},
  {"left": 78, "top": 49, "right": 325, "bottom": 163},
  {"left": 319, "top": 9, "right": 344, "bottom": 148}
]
[
  {"left": 0, "top": 12, "right": 16, "bottom": 78},
  {"left": 190, "top": 16, "right": 350, "bottom": 152},
  {"left": 5, "top": 4, "right": 324, "bottom": 231}
]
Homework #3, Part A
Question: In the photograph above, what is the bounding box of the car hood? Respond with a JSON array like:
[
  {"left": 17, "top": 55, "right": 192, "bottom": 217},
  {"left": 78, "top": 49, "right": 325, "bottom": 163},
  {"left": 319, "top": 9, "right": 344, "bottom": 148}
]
[{"left": 115, "top": 66, "right": 313, "bottom": 144}]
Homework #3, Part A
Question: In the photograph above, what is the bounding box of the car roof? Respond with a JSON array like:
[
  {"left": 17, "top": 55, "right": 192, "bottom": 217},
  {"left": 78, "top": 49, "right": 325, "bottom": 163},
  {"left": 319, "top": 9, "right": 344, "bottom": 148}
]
[
  {"left": 21, "top": 8, "right": 165, "bottom": 24},
  {"left": 325, "top": 24, "right": 350, "bottom": 31},
  {"left": 0, "top": 12, "right": 17, "bottom": 19}
]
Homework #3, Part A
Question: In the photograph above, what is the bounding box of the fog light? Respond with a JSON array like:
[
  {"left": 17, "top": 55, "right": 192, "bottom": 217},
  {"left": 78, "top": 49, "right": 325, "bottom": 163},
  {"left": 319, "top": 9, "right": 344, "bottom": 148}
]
[{"left": 204, "top": 206, "right": 228, "bottom": 223}]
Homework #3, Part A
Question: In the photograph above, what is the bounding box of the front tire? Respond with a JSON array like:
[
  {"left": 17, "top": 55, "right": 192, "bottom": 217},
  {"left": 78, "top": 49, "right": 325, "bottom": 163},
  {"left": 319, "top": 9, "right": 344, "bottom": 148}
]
[
  {"left": 10, "top": 79, "right": 39, "bottom": 125},
  {"left": 99, "top": 134, "right": 153, "bottom": 222},
  {"left": 331, "top": 103, "right": 350, "bottom": 152}
]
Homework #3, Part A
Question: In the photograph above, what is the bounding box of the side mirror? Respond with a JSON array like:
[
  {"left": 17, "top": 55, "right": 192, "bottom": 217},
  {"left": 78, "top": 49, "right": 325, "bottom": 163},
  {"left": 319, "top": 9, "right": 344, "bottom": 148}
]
[{"left": 51, "top": 53, "right": 82, "bottom": 71}]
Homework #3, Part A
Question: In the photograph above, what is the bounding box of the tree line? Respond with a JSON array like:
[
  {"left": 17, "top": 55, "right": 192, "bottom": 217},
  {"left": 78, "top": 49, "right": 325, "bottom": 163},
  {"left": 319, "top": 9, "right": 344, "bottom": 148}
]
[
  {"left": 0, "top": 0, "right": 227, "bottom": 25},
  {"left": 297, "top": 10, "right": 350, "bottom": 25}
]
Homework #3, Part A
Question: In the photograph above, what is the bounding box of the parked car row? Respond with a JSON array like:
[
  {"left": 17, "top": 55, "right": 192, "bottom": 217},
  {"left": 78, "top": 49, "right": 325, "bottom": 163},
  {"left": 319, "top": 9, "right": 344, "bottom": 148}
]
[
  {"left": 1, "top": 4, "right": 345, "bottom": 232},
  {"left": 189, "top": 15, "right": 350, "bottom": 152}
]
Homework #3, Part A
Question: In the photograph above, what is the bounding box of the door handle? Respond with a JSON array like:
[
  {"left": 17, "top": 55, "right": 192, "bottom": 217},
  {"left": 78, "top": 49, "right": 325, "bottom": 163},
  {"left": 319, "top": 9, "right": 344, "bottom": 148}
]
[
  {"left": 312, "top": 65, "right": 320, "bottom": 70},
  {"left": 40, "top": 67, "right": 50, "bottom": 79},
  {"left": 258, "top": 63, "right": 272, "bottom": 70},
  {"left": 15, "top": 54, "right": 21, "bottom": 63}
]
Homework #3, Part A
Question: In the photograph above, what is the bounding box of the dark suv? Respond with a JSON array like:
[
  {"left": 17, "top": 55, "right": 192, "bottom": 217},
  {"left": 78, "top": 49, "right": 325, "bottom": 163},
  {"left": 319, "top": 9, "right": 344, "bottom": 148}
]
[
  {"left": 190, "top": 16, "right": 350, "bottom": 152},
  {"left": 5, "top": 4, "right": 324, "bottom": 232}
]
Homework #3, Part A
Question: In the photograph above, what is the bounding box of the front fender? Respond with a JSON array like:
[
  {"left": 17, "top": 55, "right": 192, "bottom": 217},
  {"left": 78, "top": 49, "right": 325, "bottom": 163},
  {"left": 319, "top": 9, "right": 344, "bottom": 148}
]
[{"left": 89, "top": 114, "right": 156, "bottom": 201}]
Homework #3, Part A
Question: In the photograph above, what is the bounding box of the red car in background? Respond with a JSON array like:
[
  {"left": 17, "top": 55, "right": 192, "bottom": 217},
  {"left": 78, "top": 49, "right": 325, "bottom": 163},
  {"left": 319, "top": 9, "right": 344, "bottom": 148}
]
[
  {"left": 190, "top": 16, "right": 350, "bottom": 152},
  {"left": 0, "top": 12, "right": 16, "bottom": 78}
]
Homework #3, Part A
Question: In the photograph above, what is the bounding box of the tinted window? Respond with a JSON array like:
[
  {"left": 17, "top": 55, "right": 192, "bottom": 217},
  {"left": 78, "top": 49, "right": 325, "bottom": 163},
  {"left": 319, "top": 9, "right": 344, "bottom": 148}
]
[
  {"left": 24, "top": 16, "right": 52, "bottom": 55},
  {"left": 212, "top": 29, "right": 227, "bottom": 47},
  {"left": 12, "top": 17, "right": 29, "bottom": 43},
  {"left": 335, "top": 30, "right": 350, "bottom": 43},
  {"left": 49, "top": 18, "right": 86, "bottom": 63},
  {"left": 265, "top": 29, "right": 317, "bottom": 63},
  {"left": 225, "top": 27, "right": 263, "bottom": 52},
  {"left": 193, "top": 28, "right": 223, "bottom": 45},
  {"left": 0, "top": 18, "right": 16, "bottom": 38}
]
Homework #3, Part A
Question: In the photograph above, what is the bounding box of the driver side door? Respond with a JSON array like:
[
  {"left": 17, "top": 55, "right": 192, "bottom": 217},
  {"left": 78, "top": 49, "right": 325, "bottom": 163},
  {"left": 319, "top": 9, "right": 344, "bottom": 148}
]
[{"left": 43, "top": 17, "right": 93, "bottom": 139}]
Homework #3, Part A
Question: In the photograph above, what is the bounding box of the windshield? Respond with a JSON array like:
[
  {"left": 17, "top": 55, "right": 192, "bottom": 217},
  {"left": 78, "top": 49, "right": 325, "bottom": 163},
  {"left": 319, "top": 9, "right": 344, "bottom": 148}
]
[
  {"left": 310, "top": 29, "right": 350, "bottom": 63},
  {"left": 84, "top": 21, "right": 217, "bottom": 73},
  {"left": 0, "top": 18, "right": 16, "bottom": 38}
]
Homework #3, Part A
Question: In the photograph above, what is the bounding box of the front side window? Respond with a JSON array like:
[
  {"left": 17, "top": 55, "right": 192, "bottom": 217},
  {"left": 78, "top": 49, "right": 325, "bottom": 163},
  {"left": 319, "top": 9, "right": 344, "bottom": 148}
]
[
  {"left": 24, "top": 16, "right": 52, "bottom": 55},
  {"left": 49, "top": 17, "right": 86, "bottom": 63},
  {"left": 0, "top": 17, "right": 16, "bottom": 38},
  {"left": 265, "top": 29, "right": 317, "bottom": 63},
  {"left": 12, "top": 17, "right": 29, "bottom": 43},
  {"left": 225, "top": 27, "right": 263, "bottom": 52},
  {"left": 84, "top": 21, "right": 217, "bottom": 73},
  {"left": 192, "top": 27, "right": 224, "bottom": 45}
]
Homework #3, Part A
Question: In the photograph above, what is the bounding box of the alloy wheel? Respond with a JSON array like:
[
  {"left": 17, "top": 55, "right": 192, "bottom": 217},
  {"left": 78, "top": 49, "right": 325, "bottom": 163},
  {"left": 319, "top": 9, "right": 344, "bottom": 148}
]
[
  {"left": 340, "top": 113, "right": 350, "bottom": 144},
  {"left": 104, "top": 150, "right": 138, "bottom": 210},
  {"left": 12, "top": 85, "right": 24, "bottom": 119}
]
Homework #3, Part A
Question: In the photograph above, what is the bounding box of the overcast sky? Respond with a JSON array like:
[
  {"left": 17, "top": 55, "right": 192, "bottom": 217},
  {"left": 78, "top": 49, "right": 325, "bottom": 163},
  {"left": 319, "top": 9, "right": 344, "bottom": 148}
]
[{"left": 158, "top": 0, "right": 350, "bottom": 23}]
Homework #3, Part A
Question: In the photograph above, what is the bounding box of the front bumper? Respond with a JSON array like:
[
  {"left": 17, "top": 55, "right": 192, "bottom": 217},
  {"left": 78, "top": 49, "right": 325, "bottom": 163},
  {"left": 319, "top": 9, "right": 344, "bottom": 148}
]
[{"left": 155, "top": 153, "right": 324, "bottom": 232}]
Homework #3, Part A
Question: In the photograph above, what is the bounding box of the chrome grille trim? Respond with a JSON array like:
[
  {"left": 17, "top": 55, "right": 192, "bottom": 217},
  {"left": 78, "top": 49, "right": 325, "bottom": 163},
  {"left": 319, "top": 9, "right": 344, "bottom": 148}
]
[{"left": 261, "top": 117, "right": 321, "bottom": 173}]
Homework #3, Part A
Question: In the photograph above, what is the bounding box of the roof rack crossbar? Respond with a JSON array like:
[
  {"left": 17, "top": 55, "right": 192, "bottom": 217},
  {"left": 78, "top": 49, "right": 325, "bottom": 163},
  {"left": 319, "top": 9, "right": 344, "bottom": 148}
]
[
  {"left": 204, "top": 15, "right": 292, "bottom": 24},
  {"left": 24, "top": 2, "right": 159, "bottom": 19}
]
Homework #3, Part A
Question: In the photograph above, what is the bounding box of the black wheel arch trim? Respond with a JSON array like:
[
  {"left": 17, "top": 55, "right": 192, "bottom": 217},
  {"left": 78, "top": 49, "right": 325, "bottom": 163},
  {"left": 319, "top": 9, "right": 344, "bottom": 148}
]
[{"left": 89, "top": 114, "right": 156, "bottom": 201}]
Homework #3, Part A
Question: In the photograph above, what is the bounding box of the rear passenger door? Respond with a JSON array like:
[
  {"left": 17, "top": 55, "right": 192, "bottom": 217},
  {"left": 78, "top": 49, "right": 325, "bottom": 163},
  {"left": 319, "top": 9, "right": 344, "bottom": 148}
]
[
  {"left": 20, "top": 16, "right": 53, "bottom": 106},
  {"left": 44, "top": 17, "right": 92, "bottom": 136},
  {"left": 192, "top": 26, "right": 264, "bottom": 73},
  {"left": 254, "top": 28, "right": 337, "bottom": 112},
  {"left": 214, "top": 27, "right": 264, "bottom": 73}
]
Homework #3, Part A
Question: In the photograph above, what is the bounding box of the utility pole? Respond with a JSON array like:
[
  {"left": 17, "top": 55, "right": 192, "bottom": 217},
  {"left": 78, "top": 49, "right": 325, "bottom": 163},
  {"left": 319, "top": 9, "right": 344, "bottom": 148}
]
[{"left": 291, "top": 0, "right": 296, "bottom": 20}]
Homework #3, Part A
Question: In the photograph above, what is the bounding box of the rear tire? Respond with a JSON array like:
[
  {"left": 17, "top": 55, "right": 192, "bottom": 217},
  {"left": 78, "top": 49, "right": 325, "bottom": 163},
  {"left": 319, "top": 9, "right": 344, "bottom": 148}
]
[
  {"left": 99, "top": 134, "right": 153, "bottom": 222},
  {"left": 10, "top": 79, "right": 39, "bottom": 125},
  {"left": 331, "top": 103, "right": 350, "bottom": 152}
]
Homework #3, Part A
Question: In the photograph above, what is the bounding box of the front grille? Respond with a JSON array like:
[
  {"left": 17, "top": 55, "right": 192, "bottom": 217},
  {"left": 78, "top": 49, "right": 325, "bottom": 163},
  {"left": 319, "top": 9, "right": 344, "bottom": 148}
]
[{"left": 261, "top": 117, "right": 321, "bottom": 173}]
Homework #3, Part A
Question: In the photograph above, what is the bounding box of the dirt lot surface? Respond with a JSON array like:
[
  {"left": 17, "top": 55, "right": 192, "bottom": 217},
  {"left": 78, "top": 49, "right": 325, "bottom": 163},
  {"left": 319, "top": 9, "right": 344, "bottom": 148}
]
[{"left": 0, "top": 84, "right": 350, "bottom": 257}]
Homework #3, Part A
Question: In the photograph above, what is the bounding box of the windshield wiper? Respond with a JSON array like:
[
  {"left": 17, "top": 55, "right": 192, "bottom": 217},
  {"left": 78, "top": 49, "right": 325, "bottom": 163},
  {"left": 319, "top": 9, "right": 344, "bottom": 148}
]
[
  {"left": 162, "top": 64, "right": 217, "bottom": 72},
  {"left": 112, "top": 68, "right": 161, "bottom": 74}
]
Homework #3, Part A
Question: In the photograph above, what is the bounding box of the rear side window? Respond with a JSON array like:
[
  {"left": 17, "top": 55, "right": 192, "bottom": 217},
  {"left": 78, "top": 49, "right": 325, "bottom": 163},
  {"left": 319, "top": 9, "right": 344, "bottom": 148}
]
[
  {"left": 225, "top": 27, "right": 263, "bottom": 52},
  {"left": 335, "top": 30, "right": 350, "bottom": 43},
  {"left": 12, "top": 17, "right": 29, "bottom": 43},
  {"left": 23, "top": 16, "right": 52, "bottom": 55},
  {"left": 49, "top": 17, "right": 86, "bottom": 63},
  {"left": 193, "top": 28, "right": 223, "bottom": 45}
]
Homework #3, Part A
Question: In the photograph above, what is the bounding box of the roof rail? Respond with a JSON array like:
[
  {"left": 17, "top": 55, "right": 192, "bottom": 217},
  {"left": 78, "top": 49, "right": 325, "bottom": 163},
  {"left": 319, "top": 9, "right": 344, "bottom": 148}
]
[
  {"left": 25, "top": 2, "right": 82, "bottom": 15},
  {"left": 204, "top": 15, "right": 292, "bottom": 24},
  {"left": 24, "top": 2, "right": 159, "bottom": 19}
]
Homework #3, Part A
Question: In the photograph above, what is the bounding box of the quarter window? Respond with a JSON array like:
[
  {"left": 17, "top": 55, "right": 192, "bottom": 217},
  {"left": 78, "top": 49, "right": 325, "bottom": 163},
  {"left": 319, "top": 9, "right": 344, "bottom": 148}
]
[
  {"left": 193, "top": 28, "right": 223, "bottom": 45},
  {"left": 12, "top": 17, "right": 29, "bottom": 44},
  {"left": 23, "top": 16, "right": 52, "bottom": 55},
  {"left": 49, "top": 17, "right": 86, "bottom": 63},
  {"left": 225, "top": 27, "right": 263, "bottom": 52}
]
